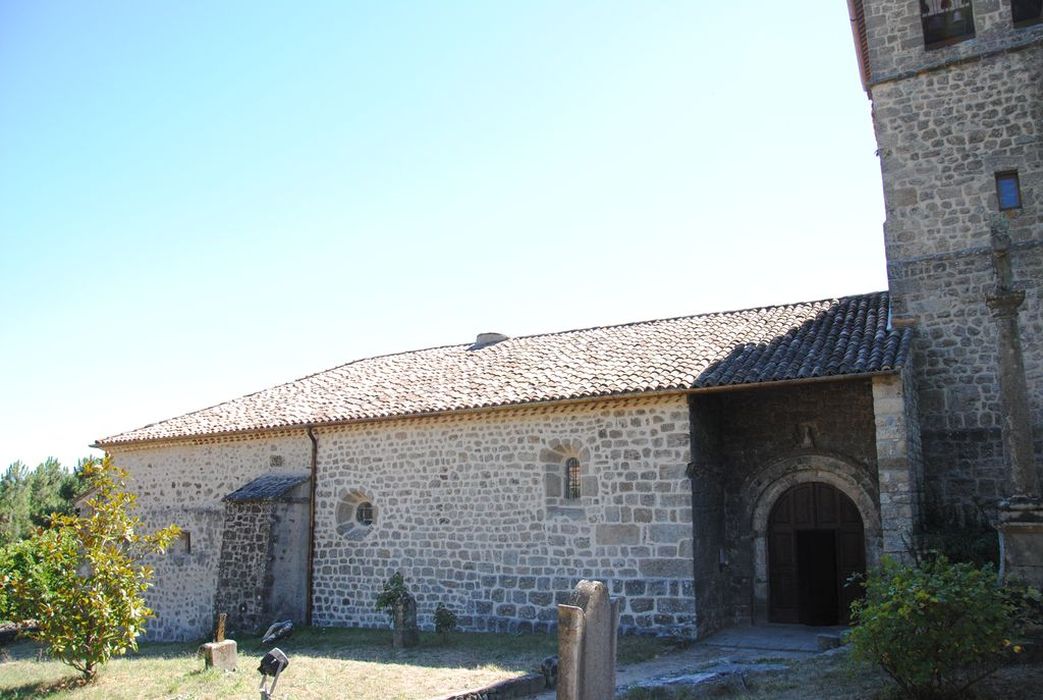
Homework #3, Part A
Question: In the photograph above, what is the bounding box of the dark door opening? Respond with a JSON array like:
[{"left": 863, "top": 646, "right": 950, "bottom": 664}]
[
  {"left": 797, "top": 530, "right": 838, "bottom": 625},
  {"left": 768, "top": 482, "right": 865, "bottom": 625}
]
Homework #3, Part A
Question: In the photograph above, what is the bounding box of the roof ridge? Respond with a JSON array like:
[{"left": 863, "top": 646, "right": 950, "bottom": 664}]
[{"left": 442, "top": 289, "right": 890, "bottom": 347}]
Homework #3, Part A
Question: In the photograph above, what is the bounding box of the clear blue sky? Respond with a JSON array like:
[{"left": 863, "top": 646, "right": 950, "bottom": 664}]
[{"left": 0, "top": 1, "right": 886, "bottom": 469}]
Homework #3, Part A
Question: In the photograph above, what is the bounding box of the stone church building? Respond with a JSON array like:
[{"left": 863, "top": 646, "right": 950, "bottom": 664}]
[{"left": 97, "top": 1, "right": 1042, "bottom": 642}]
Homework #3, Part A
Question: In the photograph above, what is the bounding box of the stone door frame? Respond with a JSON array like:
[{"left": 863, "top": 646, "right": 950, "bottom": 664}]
[{"left": 745, "top": 453, "right": 882, "bottom": 624}]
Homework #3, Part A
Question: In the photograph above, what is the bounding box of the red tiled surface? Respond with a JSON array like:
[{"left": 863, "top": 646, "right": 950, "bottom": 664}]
[{"left": 98, "top": 292, "right": 910, "bottom": 446}]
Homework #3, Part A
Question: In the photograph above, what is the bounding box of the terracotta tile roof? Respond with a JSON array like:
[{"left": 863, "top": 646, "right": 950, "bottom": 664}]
[{"left": 98, "top": 292, "right": 910, "bottom": 446}]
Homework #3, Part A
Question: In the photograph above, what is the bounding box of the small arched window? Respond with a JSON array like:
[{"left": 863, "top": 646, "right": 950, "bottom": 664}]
[
  {"left": 356, "top": 501, "right": 375, "bottom": 526},
  {"left": 565, "top": 457, "right": 581, "bottom": 500}
]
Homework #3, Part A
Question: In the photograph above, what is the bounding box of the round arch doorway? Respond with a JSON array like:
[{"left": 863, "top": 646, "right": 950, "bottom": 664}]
[{"left": 768, "top": 482, "right": 866, "bottom": 625}]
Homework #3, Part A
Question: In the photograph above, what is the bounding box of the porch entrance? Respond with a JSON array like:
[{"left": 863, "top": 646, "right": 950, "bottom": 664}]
[{"left": 767, "top": 482, "right": 865, "bottom": 625}]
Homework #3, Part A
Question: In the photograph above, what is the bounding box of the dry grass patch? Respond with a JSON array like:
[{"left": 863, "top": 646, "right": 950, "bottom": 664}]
[{"left": 0, "top": 626, "right": 672, "bottom": 700}]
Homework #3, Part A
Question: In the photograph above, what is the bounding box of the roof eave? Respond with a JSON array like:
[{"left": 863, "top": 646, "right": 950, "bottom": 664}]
[{"left": 95, "top": 367, "right": 903, "bottom": 451}]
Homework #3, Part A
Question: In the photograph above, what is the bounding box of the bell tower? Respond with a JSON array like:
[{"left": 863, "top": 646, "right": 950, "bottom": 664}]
[{"left": 848, "top": 1, "right": 1042, "bottom": 529}]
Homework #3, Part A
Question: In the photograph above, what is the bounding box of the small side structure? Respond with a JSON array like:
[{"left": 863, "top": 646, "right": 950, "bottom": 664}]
[{"left": 216, "top": 473, "right": 311, "bottom": 636}]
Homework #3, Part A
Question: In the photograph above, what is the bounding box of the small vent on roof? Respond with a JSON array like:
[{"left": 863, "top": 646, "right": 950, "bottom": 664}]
[{"left": 474, "top": 332, "right": 509, "bottom": 348}]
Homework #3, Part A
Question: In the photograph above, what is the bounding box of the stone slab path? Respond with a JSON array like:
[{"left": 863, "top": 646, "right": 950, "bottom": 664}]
[{"left": 531, "top": 624, "right": 842, "bottom": 699}]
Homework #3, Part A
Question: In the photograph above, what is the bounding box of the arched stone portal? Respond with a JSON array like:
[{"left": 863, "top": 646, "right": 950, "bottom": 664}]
[
  {"left": 746, "top": 453, "right": 881, "bottom": 624},
  {"left": 768, "top": 483, "right": 865, "bottom": 624}
]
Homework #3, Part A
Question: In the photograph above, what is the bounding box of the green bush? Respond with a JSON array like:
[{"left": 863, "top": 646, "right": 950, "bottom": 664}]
[
  {"left": 374, "top": 572, "right": 412, "bottom": 618},
  {"left": 0, "top": 531, "right": 67, "bottom": 622},
  {"left": 6, "top": 457, "right": 179, "bottom": 681},
  {"left": 434, "top": 602, "right": 458, "bottom": 641},
  {"left": 849, "top": 556, "right": 1023, "bottom": 699}
]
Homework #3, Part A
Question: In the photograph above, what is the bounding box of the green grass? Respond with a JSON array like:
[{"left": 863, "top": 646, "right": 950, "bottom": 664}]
[{"left": 0, "top": 626, "right": 674, "bottom": 700}]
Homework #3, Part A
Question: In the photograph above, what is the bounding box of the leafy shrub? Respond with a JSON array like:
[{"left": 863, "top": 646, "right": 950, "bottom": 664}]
[
  {"left": 374, "top": 572, "right": 412, "bottom": 618},
  {"left": 434, "top": 602, "right": 457, "bottom": 640},
  {"left": 6, "top": 457, "right": 179, "bottom": 681},
  {"left": 916, "top": 500, "right": 999, "bottom": 568},
  {"left": 849, "top": 556, "right": 1023, "bottom": 699},
  {"left": 0, "top": 530, "right": 67, "bottom": 622}
]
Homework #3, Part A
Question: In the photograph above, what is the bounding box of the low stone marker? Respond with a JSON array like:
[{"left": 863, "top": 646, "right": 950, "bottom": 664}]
[
  {"left": 199, "top": 613, "right": 238, "bottom": 671},
  {"left": 393, "top": 596, "right": 419, "bottom": 648},
  {"left": 556, "top": 580, "right": 620, "bottom": 700}
]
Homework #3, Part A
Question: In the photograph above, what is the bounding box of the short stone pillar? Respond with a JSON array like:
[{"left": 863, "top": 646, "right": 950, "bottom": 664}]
[
  {"left": 987, "top": 222, "right": 1043, "bottom": 587},
  {"left": 556, "top": 580, "right": 620, "bottom": 700},
  {"left": 199, "top": 613, "right": 238, "bottom": 671},
  {"left": 392, "top": 596, "right": 419, "bottom": 648},
  {"left": 999, "top": 499, "right": 1043, "bottom": 588}
]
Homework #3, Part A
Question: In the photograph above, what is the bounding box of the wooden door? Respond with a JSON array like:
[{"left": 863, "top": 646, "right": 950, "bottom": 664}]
[{"left": 768, "top": 482, "right": 865, "bottom": 625}]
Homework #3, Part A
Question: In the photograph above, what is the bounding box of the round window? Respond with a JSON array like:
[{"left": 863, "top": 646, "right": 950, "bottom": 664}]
[{"left": 356, "top": 501, "right": 374, "bottom": 526}]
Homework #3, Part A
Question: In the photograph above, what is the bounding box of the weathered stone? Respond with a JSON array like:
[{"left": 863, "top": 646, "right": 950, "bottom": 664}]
[
  {"left": 638, "top": 558, "right": 689, "bottom": 578},
  {"left": 595, "top": 524, "right": 640, "bottom": 546},
  {"left": 199, "top": 639, "right": 237, "bottom": 671},
  {"left": 392, "top": 596, "right": 419, "bottom": 648},
  {"left": 999, "top": 498, "right": 1043, "bottom": 588},
  {"left": 557, "top": 580, "right": 620, "bottom": 700}
]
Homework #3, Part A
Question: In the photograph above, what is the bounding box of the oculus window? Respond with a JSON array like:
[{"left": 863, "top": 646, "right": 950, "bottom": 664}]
[{"left": 336, "top": 489, "right": 377, "bottom": 539}]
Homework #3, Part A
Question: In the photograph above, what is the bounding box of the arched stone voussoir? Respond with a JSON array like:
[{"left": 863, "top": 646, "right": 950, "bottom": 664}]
[{"left": 744, "top": 452, "right": 883, "bottom": 623}]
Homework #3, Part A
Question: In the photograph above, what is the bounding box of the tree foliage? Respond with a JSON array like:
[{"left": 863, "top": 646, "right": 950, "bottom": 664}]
[
  {"left": 374, "top": 571, "right": 413, "bottom": 618},
  {"left": 849, "top": 556, "right": 1029, "bottom": 699},
  {"left": 0, "top": 457, "right": 86, "bottom": 546},
  {"left": 434, "top": 602, "right": 458, "bottom": 641},
  {"left": 4, "top": 456, "right": 179, "bottom": 681},
  {"left": 0, "top": 531, "right": 66, "bottom": 622}
]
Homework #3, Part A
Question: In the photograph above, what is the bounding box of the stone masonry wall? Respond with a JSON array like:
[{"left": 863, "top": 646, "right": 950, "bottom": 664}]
[
  {"left": 214, "top": 501, "right": 276, "bottom": 636},
  {"left": 862, "top": 1, "right": 1043, "bottom": 83},
  {"left": 110, "top": 395, "right": 694, "bottom": 641},
  {"left": 873, "top": 370, "right": 926, "bottom": 556},
  {"left": 109, "top": 435, "right": 313, "bottom": 641},
  {"left": 711, "top": 379, "right": 881, "bottom": 623},
  {"left": 865, "top": 0, "right": 1042, "bottom": 520},
  {"left": 311, "top": 395, "right": 694, "bottom": 637}
]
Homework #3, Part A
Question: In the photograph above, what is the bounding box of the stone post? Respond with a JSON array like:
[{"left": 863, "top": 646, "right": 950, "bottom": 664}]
[
  {"left": 199, "top": 612, "right": 237, "bottom": 671},
  {"left": 556, "top": 580, "right": 620, "bottom": 700},
  {"left": 987, "top": 220, "right": 1043, "bottom": 586},
  {"left": 392, "top": 596, "right": 419, "bottom": 648}
]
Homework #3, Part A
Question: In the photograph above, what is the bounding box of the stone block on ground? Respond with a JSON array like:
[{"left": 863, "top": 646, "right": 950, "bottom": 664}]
[{"left": 199, "top": 639, "right": 238, "bottom": 671}]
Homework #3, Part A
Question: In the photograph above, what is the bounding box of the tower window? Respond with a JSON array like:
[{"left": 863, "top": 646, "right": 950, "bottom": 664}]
[
  {"left": 996, "top": 172, "right": 1023, "bottom": 211},
  {"left": 564, "top": 457, "right": 581, "bottom": 500},
  {"left": 356, "top": 501, "right": 375, "bottom": 526},
  {"left": 921, "top": 1, "right": 976, "bottom": 49},
  {"left": 1011, "top": 0, "right": 1043, "bottom": 27}
]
